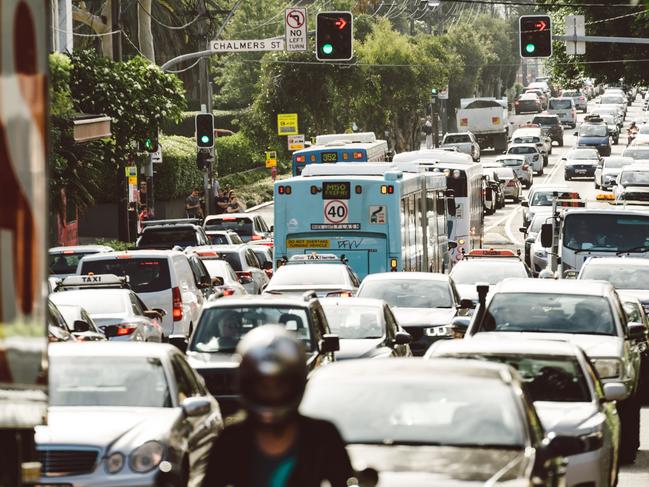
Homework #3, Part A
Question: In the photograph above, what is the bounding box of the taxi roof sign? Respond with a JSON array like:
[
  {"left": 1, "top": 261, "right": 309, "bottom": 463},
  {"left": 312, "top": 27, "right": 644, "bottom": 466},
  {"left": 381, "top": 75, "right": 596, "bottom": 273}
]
[
  {"left": 289, "top": 253, "right": 341, "bottom": 262},
  {"left": 466, "top": 249, "right": 518, "bottom": 258},
  {"left": 55, "top": 274, "right": 129, "bottom": 291}
]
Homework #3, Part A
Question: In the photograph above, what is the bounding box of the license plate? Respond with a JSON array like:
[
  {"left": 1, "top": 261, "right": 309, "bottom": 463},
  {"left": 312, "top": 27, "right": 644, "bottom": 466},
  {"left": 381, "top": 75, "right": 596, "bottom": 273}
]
[{"left": 576, "top": 169, "right": 587, "bottom": 174}]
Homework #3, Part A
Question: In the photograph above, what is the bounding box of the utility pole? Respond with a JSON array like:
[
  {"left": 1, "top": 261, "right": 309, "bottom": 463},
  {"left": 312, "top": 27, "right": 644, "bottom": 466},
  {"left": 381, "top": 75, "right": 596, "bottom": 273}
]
[{"left": 197, "top": 0, "right": 213, "bottom": 216}]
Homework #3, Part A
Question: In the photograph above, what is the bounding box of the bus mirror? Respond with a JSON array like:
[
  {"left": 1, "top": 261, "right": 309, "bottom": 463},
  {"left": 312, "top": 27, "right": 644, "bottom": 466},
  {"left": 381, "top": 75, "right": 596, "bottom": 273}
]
[
  {"left": 540, "top": 223, "right": 553, "bottom": 248},
  {"left": 448, "top": 241, "right": 458, "bottom": 250},
  {"left": 447, "top": 199, "right": 456, "bottom": 216}
]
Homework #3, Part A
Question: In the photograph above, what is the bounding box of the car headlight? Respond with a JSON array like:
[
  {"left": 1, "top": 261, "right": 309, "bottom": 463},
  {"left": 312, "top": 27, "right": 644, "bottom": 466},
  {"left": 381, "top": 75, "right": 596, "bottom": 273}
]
[
  {"left": 105, "top": 452, "right": 124, "bottom": 474},
  {"left": 426, "top": 326, "right": 451, "bottom": 337},
  {"left": 593, "top": 358, "right": 622, "bottom": 379},
  {"left": 130, "top": 441, "right": 164, "bottom": 473}
]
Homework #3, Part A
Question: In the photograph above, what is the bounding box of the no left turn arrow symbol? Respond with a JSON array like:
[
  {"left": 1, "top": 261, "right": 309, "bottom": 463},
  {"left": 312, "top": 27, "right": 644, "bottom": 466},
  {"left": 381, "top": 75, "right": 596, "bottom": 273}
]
[{"left": 287, "top": 10, "right": 305, "bottom": 29}]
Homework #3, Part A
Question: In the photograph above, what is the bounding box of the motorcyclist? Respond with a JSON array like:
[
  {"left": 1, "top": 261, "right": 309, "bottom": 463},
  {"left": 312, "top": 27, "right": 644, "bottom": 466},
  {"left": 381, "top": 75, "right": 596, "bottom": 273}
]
[
  {"left": 627, "top": 122, "right": 638, "bottom": 146},
  {"left": 201, "top": 325, "right": 356, "bottom": 487}
]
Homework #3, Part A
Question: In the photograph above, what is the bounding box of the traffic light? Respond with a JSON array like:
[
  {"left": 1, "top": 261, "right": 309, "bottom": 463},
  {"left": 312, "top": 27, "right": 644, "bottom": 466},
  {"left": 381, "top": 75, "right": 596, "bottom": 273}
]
[
  {"left": 316, "top": 12, "right": 353, "bottom": 61},
  {"left": 519, "top": 15, "right": 552, "bottom": 58},
  {"left": 195, "top": 113, "right": 214, "bottom": 148},
  {"left": 196, "top": 149, "right": 211, "bottom": 170},
  {"left": 139, "top": 129, "right": 159, "bottom": 152}
]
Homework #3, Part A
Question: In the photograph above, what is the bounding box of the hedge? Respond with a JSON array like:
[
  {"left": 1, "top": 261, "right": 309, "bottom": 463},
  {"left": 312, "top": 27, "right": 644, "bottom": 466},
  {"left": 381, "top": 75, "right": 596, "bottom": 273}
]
[{"left": 161, "top": 109, "right": 247, "bottom": 137}]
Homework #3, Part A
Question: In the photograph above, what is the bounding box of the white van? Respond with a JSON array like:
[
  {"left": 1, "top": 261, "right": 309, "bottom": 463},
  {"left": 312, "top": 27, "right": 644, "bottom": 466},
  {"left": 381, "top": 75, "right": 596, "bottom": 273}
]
[
  {"left": 510, "top": 126, "right": 552, "bottom": 165},
  {"left": 547, "top": 97, "right": 577, "bottom": 128},
  {"left": 77, "top": 250, "right": 205, "bottom": 338}
]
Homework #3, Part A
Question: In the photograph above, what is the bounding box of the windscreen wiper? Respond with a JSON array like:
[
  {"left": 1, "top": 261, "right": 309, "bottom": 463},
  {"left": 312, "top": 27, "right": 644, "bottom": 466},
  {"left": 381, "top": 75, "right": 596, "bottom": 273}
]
[{"left": 616, "top": 246, "right": 649, "bottom": 256}]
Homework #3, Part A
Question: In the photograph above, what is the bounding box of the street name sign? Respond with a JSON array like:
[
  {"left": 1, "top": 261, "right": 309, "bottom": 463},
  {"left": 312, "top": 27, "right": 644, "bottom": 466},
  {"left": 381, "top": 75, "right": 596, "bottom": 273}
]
[
  {"left": 285, "top": 8, "right": 308, "bottom": 52},
  {"left": 210, "top": 38, "right": 285, "bottom": 53}
]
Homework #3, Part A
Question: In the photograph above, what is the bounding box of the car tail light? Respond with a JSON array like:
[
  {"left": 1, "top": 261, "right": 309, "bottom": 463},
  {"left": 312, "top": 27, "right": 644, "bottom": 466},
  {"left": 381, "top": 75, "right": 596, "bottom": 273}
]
[
  {"left": 172, "top": 287, "right": 183, "bottom": 322},
  {"left": 515, "top": 101, "right": 520, "bottom": 106},
  {"left": 115, "top": 324, "right": 138, "bottom": 336},
  {"left": 222, "top": 288, "right": 235, "bottom": 296},
  {"left": 492, "top": 117, "right": 500, "bottom": 124},
  {"left": 507, "top": 180, "right": 516, "bottom": 187},
  {"left": 251, "top": 235, "right": 262, "bottom": 240}
]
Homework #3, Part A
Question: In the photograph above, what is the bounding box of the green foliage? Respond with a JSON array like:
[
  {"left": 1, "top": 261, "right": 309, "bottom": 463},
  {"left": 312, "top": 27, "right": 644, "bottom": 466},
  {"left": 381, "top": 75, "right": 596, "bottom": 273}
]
[
  {"left": 215, "top": 132, "right": 264, "bottom": 175},
  {"left": 48, "top": 53, "right": 103, "bottom": 220},
  {"left": 94, "top": 239, "right": 136, "bottom": 251},
  {"left": 161, "top": 110, "right": 244, "bottom": 137}
]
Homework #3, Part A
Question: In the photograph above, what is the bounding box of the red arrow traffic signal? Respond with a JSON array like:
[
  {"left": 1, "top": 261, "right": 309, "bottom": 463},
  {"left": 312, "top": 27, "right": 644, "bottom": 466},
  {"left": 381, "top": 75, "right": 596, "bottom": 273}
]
[
  {"left": 335, "top": 18, "right": 347, "bottom": 30},
  {"left": 535, "top": 20, "right": 548, "bottom": 31}
]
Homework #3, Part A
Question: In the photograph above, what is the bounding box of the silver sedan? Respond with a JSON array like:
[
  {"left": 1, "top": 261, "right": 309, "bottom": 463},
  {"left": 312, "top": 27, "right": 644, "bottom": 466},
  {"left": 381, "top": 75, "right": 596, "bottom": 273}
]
[{"left": 38, "top": 343, "right": 223, "bottom": 487}]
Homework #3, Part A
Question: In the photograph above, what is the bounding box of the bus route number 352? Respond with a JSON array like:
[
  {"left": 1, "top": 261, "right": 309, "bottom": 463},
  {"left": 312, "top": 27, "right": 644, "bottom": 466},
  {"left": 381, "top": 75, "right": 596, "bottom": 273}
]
[{"left": 324, "top": 200, "right": 348, "bottom": 223}]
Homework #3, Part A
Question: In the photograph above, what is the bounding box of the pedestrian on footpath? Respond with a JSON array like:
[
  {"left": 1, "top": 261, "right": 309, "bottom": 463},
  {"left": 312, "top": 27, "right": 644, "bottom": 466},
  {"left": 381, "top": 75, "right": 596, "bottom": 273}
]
[
  {"left": 185, "top": 187, "right": 204, "bottom": 219},
  {"left": 214, "top": 189, "right": 229, "bottom": 215},
  {"left": 226, "top": 191, "right": 246, "bottom": 213}
]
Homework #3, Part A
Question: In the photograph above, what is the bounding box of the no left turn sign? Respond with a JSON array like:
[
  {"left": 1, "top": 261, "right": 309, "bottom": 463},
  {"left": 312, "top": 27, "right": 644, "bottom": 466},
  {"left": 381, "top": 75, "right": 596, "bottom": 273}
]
[
  {"left": 285, "top": 8, "right": 308, "bottom": 52},
  {"left": 286, "top": 10, "right": 305, "bottom": 29},
  {"left": 324, "top": 200, "right": 349, "bottom": 224}
]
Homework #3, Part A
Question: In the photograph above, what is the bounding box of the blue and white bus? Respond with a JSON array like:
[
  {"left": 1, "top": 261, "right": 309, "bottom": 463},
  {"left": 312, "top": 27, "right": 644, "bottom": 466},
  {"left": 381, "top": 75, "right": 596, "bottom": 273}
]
[
  {"left": 393, "top": 150, "right": 484, "bottom": 263},
  {"left": 274, "top": 163, "right": 449, "bottom": 279},
  {"left": 291, "top": 132, "right": 389, "bottom": 176}
]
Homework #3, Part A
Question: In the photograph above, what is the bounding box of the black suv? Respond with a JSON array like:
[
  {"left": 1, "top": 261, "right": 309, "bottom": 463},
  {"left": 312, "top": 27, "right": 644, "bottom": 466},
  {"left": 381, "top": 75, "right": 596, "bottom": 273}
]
[
  {"left": 136, "top": 219, "right": 210, "bottom": 250},
  {"left": 531, "top": 114, "right": 564, "bottom": 146},
  {"left": 173, "top": 293, "right": 339, "bottom": 414}
]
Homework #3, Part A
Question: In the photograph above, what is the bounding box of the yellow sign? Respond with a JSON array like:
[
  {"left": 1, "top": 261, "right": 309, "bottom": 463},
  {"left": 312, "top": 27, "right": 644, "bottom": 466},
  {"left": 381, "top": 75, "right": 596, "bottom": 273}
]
[
  {"left": 287, "top": 239, "right": 330, "bottom": 249},
  {"left": 277, "top": 113, "right": 298, "bottom": 136},
  {"left": 265, "top": 150, "right": 277, "bottom": 168},
  {"left": 125, "top": 165, "right": 137, "bottom": 177},
  {"left": 128, "top": 175, "right": 137, "bottom": 185}
]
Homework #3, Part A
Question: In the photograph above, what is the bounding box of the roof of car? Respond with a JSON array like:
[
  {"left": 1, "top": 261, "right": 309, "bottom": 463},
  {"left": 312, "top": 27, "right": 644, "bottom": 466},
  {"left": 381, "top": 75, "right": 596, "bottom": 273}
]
[
  {"left": 49, "top": 245, "right": 114, "bottom": 254},
  {"left": 202, "top": 293, "right": 317, "bottom": 309},
  {"left": 50, "top": 288, "right": 132, "bottom": 299},
  {"left": 196, "top": 244, "right": 249, "bottom": 252},
  {"left": 204, "top": 213, "right": 253, "bottom": 220},
  {"left": 582, "top": 257, "right": 649, "bottom": 267},
  {"left": 508, "top": 143, "right": 539, "bottom": 149},
  {"left": 141, "top": 223, "right": 200, "bottom": 231},
  {"left": 309, "top": 357, "right": 516, "bottom": 383},
  {"left": 361, "top": 272, "right": 450, "bottom": 283},
  {"left": 205, "top": 229, "right": 239, "bottom": 234},
  {"left": 319, "top": 297, "right": 386, "bottom": 308},
  {"left": 494, "top": 277, "right": 613, "bottom": 296},
  {"left": 79, "top": 249, "right": 183, "bottom": 260},
  {"left": 495, "top": 155, "right": 526, "bottom": 160},
  {"left": 620, "top": 186, "right": 649, "bottom": 192},
  {"left": 429, "top": 335, "right": 583, "bottom": 358},
  {"left": 49, "top": 341, "right": 177, "bottom": 358}
]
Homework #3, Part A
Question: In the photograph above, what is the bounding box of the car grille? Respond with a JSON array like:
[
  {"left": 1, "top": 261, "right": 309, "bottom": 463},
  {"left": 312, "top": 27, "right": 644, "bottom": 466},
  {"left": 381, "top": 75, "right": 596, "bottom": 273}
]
[
  {"left": 38, "top": 448, "right": 99, "bottom": 476},
  {"left": 200, "top": 369, "right": 238, "bottom": 396}
]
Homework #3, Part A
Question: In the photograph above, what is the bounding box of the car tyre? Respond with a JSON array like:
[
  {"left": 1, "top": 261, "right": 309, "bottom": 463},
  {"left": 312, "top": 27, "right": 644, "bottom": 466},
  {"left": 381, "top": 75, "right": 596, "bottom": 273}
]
[
  {"left": 618, "top": 395, "right": 641, "bottom": 465},
  {"left": 595, "top": 181, "right": 600, "bottom": 189}
]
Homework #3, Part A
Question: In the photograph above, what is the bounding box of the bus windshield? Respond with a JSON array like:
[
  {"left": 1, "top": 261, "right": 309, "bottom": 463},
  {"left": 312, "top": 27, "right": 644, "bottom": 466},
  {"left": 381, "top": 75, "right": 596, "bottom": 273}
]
[{"left": 563, "top": 213, "right": 649, "bottom": 252}]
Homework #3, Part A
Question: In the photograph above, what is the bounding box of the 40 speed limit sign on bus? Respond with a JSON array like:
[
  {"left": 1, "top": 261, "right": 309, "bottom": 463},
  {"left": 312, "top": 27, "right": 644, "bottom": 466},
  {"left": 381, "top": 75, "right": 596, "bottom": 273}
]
[{"left": 323, "top": 200, "right": 349, "bottom": 224}]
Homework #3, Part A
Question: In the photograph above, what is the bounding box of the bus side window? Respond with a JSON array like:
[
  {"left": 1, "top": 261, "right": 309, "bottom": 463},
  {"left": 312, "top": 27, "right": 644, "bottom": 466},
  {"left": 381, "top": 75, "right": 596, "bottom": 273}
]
[{"left": 400, "top": 198, "right": 409, "bottom": 271}]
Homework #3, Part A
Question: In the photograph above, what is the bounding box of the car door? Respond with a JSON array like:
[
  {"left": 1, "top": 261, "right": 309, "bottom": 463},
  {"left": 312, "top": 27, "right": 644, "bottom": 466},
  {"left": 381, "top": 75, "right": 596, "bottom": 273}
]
[
  {"left": 246, "top": 249, "right": 268, "bottom": 292},
  {"left": 188, "top": 254, "right": 214, "bottom": 300},
  {"left": 174, "top": 256, "right": 203, "bottom": 331},
  {"left": 169, "top": 354, "right": 221, "bottom": 457},
  {"left": 384, "top": 305, "right": 410, "bottom": 357},
  {"left": 131, "top": 293, "right": 162, "bottom": 341}
]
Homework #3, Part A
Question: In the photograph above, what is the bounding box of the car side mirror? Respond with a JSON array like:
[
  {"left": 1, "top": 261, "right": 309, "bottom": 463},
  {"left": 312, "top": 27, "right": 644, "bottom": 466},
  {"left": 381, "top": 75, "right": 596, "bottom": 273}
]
[
  {"left": 270, "top": 225, "right": 274, "bottom": 233},
  {"left": 627, "top": 322, "right": 646, "bottom": 341},
  {"left": 143, "top": 310, "right": 164, "bottom": 321},
  {"left": 459, "top": 298, "right": 475, "bottom": 309},
  {"left": 73, "top": 320, "right": 91, "bottom": 333},
  {"left": 169, "top": 335, "right": 188, "bottom": 353},
  {"left": 199, "top": 275, "right": 212, "bottom": 288},
  {"left": 540, "top": 223, "right": 553, "bottom": 248},
  {"left": 543, "top": 433, "right": 585, "bottom": 458},
  {"left": 320, "top": 334, "right": 340, "bottom": 353},
  {"left": 519, "top": 226, "right": 528, "bottom": 234},
  {"left": 521, "top": 201, "right": 529, "bottom": 207},
  {"left": 181, "top": 397, "right": 211, "bottom": 418},
  {"left": 448, "top": 240, "right": 458, "bottom": 250},
  {"left": 393, "top": 331, "right": 412, "bottom": 346},
  {"left": 602, "top": 382, "right": 626, "bottom": 402},
  {"left": 212, "top": 276, "right": 224, "bottom": 286},
  {"left": 450, "top": 316, "right": 471, "bottom": 338},
  {"left": 239, "top": 275, "right": 253, "bottom": 284}
]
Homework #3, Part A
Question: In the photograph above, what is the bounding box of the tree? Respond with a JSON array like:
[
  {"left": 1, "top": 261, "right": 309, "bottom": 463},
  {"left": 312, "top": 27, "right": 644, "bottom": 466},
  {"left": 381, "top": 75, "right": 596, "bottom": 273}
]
[{"left": 72, "top": 1, "right": 113, "bottom": 57}]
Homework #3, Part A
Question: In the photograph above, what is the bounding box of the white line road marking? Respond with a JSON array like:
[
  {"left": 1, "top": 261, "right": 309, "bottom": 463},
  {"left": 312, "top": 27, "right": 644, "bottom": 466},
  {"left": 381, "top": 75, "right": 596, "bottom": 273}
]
[{"left": 505, "top": 206, "right": 522, "bottom": 245}]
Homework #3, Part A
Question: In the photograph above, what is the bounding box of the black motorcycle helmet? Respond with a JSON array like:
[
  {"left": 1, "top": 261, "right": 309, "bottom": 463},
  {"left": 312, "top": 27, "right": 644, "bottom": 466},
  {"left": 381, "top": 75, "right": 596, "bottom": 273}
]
[{"left": 236, "top": 325, "right": 307, "bottom": 425}]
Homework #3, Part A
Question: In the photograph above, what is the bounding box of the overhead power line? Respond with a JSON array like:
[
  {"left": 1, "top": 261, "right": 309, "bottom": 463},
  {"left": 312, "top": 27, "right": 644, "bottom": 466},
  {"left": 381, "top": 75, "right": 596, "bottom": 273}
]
[
  {"left": 135, "top": 0, "right": 203, "bottom": 31},
  {"left": 447, "top": 0, "right": 644, "bottom": 7}
]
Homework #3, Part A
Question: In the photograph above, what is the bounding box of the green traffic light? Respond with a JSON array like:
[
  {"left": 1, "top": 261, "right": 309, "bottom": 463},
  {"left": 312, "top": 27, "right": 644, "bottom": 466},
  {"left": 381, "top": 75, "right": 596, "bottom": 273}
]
[
  {"left": 525, "top": 43, "right": 536, "bottom": 54},
  {"left": 201, "top": 135, "right": 210, "bottom": 144},
  {"left": 322, "top": 43, "right": 334, "bottom": 55},
  {"left": 145, "top": 139, "right": 153, "bottom": 150}
]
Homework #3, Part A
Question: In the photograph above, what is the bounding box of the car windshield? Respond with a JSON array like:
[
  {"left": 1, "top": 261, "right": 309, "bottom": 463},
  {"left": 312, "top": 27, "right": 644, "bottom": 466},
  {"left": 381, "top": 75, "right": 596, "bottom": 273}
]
[
  {"left": 190, "top": 306, "right": 312, "bottom": 352},
  {"left": 358, "top": 279, "right": 453, "bottom": 308},
  {"left": 623, "top": 148, "right": 649, "bottom": 160},
  {"left": 301, "top": 376, "right": 525, "bottom": 447},
  {"left": 579, "top": 125, "right": 608, "bottom": 137},
  {"left": 451, "top": 354, "right": 591, "bottom": 403},
  {"left": 549, "top": 99, "right": 572, "bottom": 109},
  {"left": 49, "top": 252, "right": 95, "bottom": 275},
  {"left": 531, "top": 191, "right": 556, "bottom": 206},
  {"left": 620, "top": 170, "right": 649, "bottom": 186},
  {"left": 80, "top": 258, "right": 171, "bottom": 293},
  {"left": 600, "top": 115, "right": 616, "bottom": 125},
  {"left": 508, "top": 146, "right": 535, "bottom": 155},
  {"left": 202, "top": 260, "right": 233, "bottom": 281},
  {"left": 321, "top": 304, "right": 384, "bottom": 339},
  {"left": 498, "top": 158, "right": 524, "bottom": 167},
  {"left": 444, "top": 135, "right": 470, "bottom": 144},
  {"left": 604, "top": 158, "right": 631, "bottom": 169},
  {"left": 532, "top": 117, "right": 558, "bottom": 126},
  {"left": 214, "top": 251, "right": 244, "bottom": 272},
  {"left": 513, "top": 136, "right": 540, "bottom": 144},
  {"left": 564, "top": 213, "right": 649, "bottom": 252},
  {"left": 482, "top": 293, "right": 616, "bottom": 336},
  {"left": 50, "top": 356, "right": 171, "bottom": 407},
  {"left": 451, "top": 261, "right": 528, "bottom": 285},
  {"left": 581, "top": 265, "right": 649, "bottom": 290},
  {"left": 204, "top": 217, "right": 253, "bottom": 239},
  {"left": 51, "top": 291, "right": 128, "bottom": 315},
  {"left": 568, "top": 149, "right": 598, "bottom": 160},
  {"left": 270, "top": 264, "right": 347, "bottom": 286},
  {"left": 137, "top": 228, "right": 197, "bottom": 249}
]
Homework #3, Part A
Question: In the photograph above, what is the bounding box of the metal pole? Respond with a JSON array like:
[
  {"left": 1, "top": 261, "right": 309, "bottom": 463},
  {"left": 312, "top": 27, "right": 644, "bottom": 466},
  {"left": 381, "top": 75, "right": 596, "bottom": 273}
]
[
  {"left": 549, "top": 193, "right": 559, "bottom": 274},
  {"left": 554, "top": 34, "right": 649, "bottom": 45}
]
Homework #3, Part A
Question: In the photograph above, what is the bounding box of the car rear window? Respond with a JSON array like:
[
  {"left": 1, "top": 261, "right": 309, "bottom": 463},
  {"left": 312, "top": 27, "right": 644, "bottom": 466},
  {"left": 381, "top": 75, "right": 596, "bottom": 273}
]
[
  {"left": 49, "top": 252, "right": 93, "bottom": 275},
  {"left": 137, "top": 228, "right": 198, "bottom": 249},
  {"left": 207, "top": 234, "right": 229, "bottom": 245},
  {"left": 444, "top": 135, "right": 470, "bottom": 144},
  {"left": 549, "top": 99, "right": 572, "bottom": 110},
  {"left": 80, "top": 258, "right": 171, "bottom": 293},
  {"left": 215, "top": 251, "right": 243, "bottom": 272},
  {"left": 509, "top": 146, "right": 535, "bottom": 155},
  {"left": 204, "top": 217, "right": 253, "bottom": 238},
  {"left": 532, "top": 116, "right": 558, "bottom": 126}
]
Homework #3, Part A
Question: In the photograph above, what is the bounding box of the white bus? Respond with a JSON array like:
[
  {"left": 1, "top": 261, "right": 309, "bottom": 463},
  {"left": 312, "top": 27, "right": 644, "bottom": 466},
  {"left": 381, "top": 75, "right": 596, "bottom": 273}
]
[{"left": 393, "top": 150, "right": 484, "bottom": 264}]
